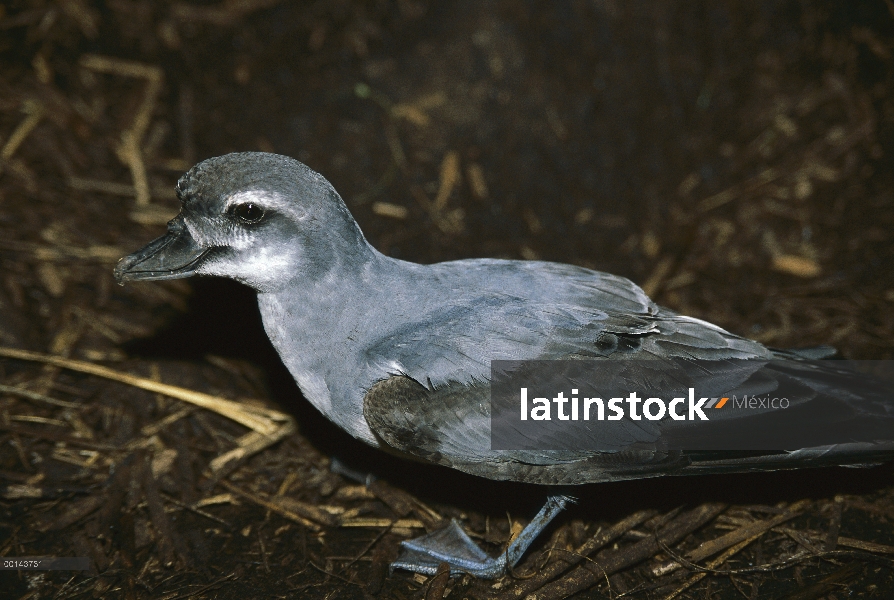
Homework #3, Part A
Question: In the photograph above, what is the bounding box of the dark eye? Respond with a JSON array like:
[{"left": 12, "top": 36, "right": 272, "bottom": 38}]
[{"left": 231, "top": 202, "right": 265, "bottom": 224}]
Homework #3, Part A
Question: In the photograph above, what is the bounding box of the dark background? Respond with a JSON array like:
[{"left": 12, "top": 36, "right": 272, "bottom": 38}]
[{"left": 1, "top": 1, "right": 893, "bottom": 598}]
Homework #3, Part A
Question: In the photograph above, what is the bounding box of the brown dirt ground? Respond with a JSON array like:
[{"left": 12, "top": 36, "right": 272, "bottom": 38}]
[{"left": 1, "top": 1, "right": 893, "bottom": 598}]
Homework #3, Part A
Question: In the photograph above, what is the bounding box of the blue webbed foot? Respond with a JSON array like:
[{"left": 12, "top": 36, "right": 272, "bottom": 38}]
[{"left": 390, "top": 495, "right": 572, "bottom": 579}]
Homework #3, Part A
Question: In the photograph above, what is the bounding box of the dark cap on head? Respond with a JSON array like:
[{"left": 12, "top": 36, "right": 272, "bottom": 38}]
[{"left": 175, "top": 152, "right": 330, "bottom": 206}]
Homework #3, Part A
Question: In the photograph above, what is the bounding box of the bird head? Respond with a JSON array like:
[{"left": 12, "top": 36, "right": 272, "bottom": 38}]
[{"left": 114, "top": 152, "right": 370, "bottom": 292}]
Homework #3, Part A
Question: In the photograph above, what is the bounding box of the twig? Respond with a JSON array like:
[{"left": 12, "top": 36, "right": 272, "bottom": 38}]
[
  {"left": 218, "top": 479, "right": 323, "bottom": 531},
  {"left": 425, "top": 562, "right": 451, "bottom": 600},
  {"left": 662, "top": 536, "right": 759, "bottom": 600},
  {"left": 0, "top": 346, "right": 288, "bottom": 435},
  {"left": 208, "top": 420, "right": 296, "bottom": 474},
  {"left": 160, "top": 492, "right": 232, "bottom": 529},
  {"left": 0, "top": 100, "right": 44, "bottom": 163},
  {"left": 0, "top": 383, "right": 81, "bottom": 409},
  {"left": 79, "top": 54, "right": 164, "bottom": 206},
  {"left": 68, "top": 176, "right": 176, "bottom": 200},
  {"left": 0, "top": 238, "right": 126, "bottom": 262},
  {"left": 527, "top": 503, "right": 726, "bottom": 600},
  {"left": 340, "top": 517, "right": 425, "bottom": 529},
  {"left": 653, "top": 499, "right": 810, "bottom": 576},
  {"left": 499, "top": 509, "right": 658, "bottom": 599},
  {"left": 171, "top": 0, "right": 284, "bottom": 26}
]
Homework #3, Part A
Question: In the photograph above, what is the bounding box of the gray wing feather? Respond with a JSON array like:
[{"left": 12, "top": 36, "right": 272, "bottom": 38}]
[
  {"left": 363, "top": 367, "right": 894, "bottom": 485},
  {"left": 359, "top": 263, "right": 894, "bottom": 483},
  {"left": 363, "top": 375, "right": 691, "bottom": 485}
]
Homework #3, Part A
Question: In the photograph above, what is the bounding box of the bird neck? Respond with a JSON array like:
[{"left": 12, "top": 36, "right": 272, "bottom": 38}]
[{"left": 259, "top": 239, "right": 409, "bottom": 325}]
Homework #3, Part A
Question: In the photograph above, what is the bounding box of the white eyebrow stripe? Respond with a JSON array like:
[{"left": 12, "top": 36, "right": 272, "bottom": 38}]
[
  {"left": 223, "top": 189, "right": 308, "bottom": 221},
  {"left": 223, "top": 190, "right": 280, "bottom": 210}
]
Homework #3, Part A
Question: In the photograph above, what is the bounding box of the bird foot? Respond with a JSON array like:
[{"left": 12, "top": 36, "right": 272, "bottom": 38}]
[{"left": 390, "top": 495, "right": 572, "bottom": 579}]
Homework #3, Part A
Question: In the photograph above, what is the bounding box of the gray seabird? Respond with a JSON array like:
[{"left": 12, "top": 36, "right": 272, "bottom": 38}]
[{"left": 115, "top": 152, "right": 894, "bottom": 578}]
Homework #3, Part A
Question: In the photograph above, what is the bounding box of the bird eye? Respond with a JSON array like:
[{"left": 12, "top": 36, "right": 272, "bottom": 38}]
[{"left": 231, "top": 202, "right": 265, "bottom": 224}]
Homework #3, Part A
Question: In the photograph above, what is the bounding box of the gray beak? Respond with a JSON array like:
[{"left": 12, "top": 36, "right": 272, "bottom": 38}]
[{"left": 114, "top": 217, "right": 210, "bottom": 283}]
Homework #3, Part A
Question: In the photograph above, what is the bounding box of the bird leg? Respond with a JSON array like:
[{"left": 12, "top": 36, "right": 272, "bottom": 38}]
[{"left": 390, "top": 495, "right": 572, "bottom": 579}]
